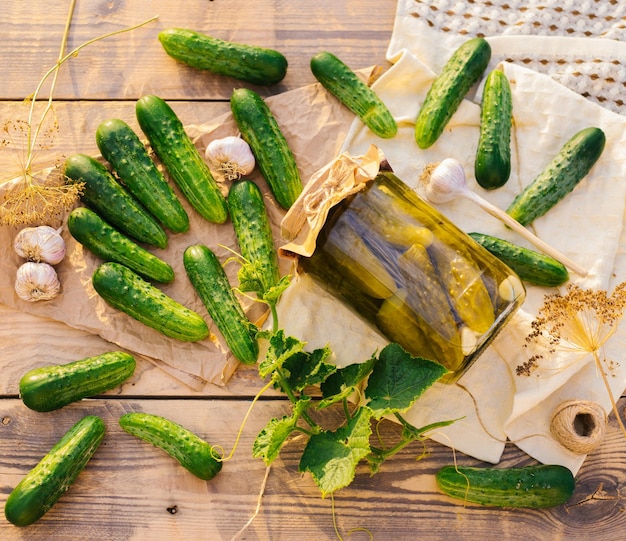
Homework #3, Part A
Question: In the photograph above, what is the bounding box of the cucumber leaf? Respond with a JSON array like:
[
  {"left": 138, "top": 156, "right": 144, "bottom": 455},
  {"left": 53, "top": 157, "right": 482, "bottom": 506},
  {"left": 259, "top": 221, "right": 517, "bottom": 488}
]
[
  {"left": 299, "top": 406, "right": 373, "bottom": 496},
  {"left": 320, "top": 356, "right": 377, "bottom": 398},
  {"left": 253, "top": 397, "right": 311, "bottom": 465},
  {"left": 281, "top": 346, "right": 336, "bottom": 391},
  {"left": 365, "top": 343, "right": 448, "bottom": 419},
  {"left": 258, "top": 329, "right": 305, "bottom": 378}
]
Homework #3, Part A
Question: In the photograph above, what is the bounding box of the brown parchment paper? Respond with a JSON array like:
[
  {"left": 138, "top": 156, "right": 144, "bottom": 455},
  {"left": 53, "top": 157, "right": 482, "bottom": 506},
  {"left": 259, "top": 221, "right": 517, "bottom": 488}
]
[{"left": 0, "top": 70, "right": 374, "bottom": 389}]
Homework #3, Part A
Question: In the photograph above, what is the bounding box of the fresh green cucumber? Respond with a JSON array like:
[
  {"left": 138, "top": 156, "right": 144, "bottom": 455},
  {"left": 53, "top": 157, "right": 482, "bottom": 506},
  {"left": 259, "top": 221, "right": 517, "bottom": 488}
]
[
  {"left": 506, "top": 126, "right": 606, "bottom": 225},
  {"left": 19, "top": 351, "right": 136, "bottom": 412},
  {"left": 4, "top": 416, "right": 105, "bottom": 527},
  {"left": 119, "top": 412, "right": 222, "bottom": 480},
  {"left": 230, "top": 88, "right": 302, "bottom": 209},
  {"left": 64, "top": 153, "right": 168, "bottom": 249},
  {"left": 184, "top": 244, "right": 259, "bottom": 365},
  {"left": 474, "top": 68, "right": 512, "bottom": 189},
  {"left": 158, "top": 28, "right": 287, "bottom": 86},
  {"left": 228, "top": 179, "right": 281, "bottom": 298},
  {"left": 469, "top": 232, "right": 569, "bottom": 287},
  {"left": 92, "top": 262, "right": 209, "bottom": 342},
  {"left": 310, "top": 50, "right": 397, "bottom": 139},
  {"left": 67, "top": 207, "right": 175, "bottom": 283},
  {"left": 415, "top": 37, "right": 491, "bottom": 149},
  {"left": 96, "top": 118, "right": 190, "bottom": 233},
  {"left": 135, "top": 95, "right": 228, "bottom": 224},
  {"left": 436, "top": 464, "right": 576, "bottom": 508}
]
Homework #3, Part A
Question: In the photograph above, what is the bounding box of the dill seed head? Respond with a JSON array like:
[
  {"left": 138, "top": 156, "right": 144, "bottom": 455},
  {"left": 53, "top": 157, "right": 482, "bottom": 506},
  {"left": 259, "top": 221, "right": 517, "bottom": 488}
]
[{"left": 518, "top": 282, "right": 626, "bottom": 375}]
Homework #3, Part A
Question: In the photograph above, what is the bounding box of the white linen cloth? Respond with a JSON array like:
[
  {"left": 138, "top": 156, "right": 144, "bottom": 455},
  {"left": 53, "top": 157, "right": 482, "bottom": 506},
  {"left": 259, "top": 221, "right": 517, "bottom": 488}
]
[{"left": 335, "top": 0, "right": 626, "bottom": 472}]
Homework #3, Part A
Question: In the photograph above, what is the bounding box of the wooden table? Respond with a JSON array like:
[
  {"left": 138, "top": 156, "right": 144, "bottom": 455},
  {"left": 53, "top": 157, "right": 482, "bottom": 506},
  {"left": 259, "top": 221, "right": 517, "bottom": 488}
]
[{"left": 1, "top": 2, "right": 625, "bottom": 540}]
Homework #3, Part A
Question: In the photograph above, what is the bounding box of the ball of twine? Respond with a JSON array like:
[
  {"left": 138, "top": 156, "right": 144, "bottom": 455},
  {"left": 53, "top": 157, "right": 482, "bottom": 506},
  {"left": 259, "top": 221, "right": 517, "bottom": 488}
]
[{"left": 550, "top": 400, "right": 607, "bottom": 455}]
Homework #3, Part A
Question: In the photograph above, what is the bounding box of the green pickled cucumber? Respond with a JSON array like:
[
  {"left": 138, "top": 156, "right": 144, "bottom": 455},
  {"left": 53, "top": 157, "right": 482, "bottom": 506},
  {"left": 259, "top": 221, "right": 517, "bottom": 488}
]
[
  {"left": 397, "top": 243, "right": 460, "bottom": 345},
  {"left": 350, "top": 185, "right": 434, "bottom": 247},
  {"left": 323, "top": 218, "right": 397, "bottom": 299},
  {"left": 376, "top": 289, "right": 464, "bottom": 372},
  {"left": 428, "top": 238, "right": 495, "bottom": 334}
]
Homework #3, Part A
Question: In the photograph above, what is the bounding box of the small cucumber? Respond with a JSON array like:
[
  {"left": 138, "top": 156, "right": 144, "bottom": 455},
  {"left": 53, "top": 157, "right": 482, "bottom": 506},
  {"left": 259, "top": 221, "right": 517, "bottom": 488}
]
[
  {"left": 436, "top": 464, "right": 576, "bottom": 508},
  {"left": 506, "top": 126, "right": 606, "bottom": 225},
  {"left": 158, "top": 28, "right": 287, "bottom": 86},
  {"left": 19, "top": 351, "right": 136, "bottom": 412},
  {"left": 119, "top": 412, "right": 222, "bottom": 481},
  {"left": 136, "top": 95, "right": 228, "bottom": 224},
  {"left": 230, "top": 88, "right": 302, "bottom": 209},
  {"left": 92, "top": 262, "right": 209, "bottom": 342},
  {"left": 96, "top": 118, "right": 190, "bottom": 233},
  {"left": 184, "top": 244, "right": 259, "bottom": 365},
  {"left": 310, "top": 51, "right": 397, "bottom": 139},
  {"left": 415, "top": 37, "right": 491, "bottom": 149},
  {"left": 4, "top": 416, "right": 105, "bottom": 527},
  {"left": 67, "top": 207, "right": 175, "bottom": 283},
  {"left": 64, "top": 153, "right": 168, "bottom": 249},
  {"left": 469, "top": 232, "right": 569, "bottom": 287},
  {"left": 475, "top": 68, "right": 512, "bottom": 189},
  {"left": 228, "top": 179, "right": 281, "bottom": 298}
]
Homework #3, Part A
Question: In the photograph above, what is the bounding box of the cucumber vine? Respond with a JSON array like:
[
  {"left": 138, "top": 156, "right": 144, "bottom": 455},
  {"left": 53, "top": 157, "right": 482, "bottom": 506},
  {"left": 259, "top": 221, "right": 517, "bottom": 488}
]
[{"left": 231, "top": 253, "right": 455, "bottom": 497}]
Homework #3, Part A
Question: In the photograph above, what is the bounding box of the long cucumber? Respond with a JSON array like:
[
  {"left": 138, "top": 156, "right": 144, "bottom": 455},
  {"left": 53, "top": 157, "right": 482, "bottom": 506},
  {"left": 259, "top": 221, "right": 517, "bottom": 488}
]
[
  {"left": 506, "top": 126, "right": 606, "bottom": 225},
  {"left": 19, "top": 351, "right": 136, "bottom": 412},
  {"left": 67, "top": 207, "right": 175, "bottom": 283},
  {"left": 136, "top": 94, "right": 228, "bottom": 224},
  {"left": 92, "top": 262, "right": 209, "bottom": 342},
  {"left": 230, "top": 88, "right": 302, "bottom": 209},
  {"left": 119, "top": 412, "right": 222, "bottom": 480},
  {"left": 4, "top": 416, "right": 106, "bottom": 527},
  {"left": 184, "top": 244, "right": 259, "bottom": 365},
  {"left": 436, "top": 464, "right": 576, "bottom": 508},
  {"left": 158, "top": 28, "right": 288, "bottom": 86},
  {"left": 415, "top": 37, "right": 491, "bottom": 149},
  {"left": 474, "top": 68, "right": 513, "bottom": 190},
  {"left": 96, "top": 117, "right": 190, "bottom": 233},
  {"left": 228, "top": 179, "right": 281, "bottom": 298},
  {"left": 310, "top": 50, "right": 397, "bottom": 139},
  {"left": 64, "top": 153, "right": 168, "bottom": 249}
]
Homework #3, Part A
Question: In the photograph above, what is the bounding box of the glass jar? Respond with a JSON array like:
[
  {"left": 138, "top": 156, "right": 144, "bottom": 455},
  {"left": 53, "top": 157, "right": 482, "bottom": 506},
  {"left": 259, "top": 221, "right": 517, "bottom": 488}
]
[{"left": 298, "top": 169, "right": 525, "bottom": 383}]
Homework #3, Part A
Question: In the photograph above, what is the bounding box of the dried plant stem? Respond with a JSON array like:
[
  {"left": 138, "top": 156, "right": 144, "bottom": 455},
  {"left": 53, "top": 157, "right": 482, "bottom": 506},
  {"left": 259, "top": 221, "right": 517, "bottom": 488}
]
[
  {"left": 24, "top": 7, "right": 159, "bottom": 172},
  {"left": 592, "top": 349, "right": 626, "bottom": 439}
]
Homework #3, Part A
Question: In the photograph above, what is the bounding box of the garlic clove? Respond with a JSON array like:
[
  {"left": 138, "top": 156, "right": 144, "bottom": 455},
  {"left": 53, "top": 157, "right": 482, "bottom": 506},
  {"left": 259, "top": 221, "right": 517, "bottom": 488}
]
[
  {"left": 14, "top": 225, "right": 66, "bottom": 265},
  {"left": 15, "top": 261, "right": 61, "bottom": 302},
  {"left": 205, "top": 135, "right": 255, "bottom": 181}
]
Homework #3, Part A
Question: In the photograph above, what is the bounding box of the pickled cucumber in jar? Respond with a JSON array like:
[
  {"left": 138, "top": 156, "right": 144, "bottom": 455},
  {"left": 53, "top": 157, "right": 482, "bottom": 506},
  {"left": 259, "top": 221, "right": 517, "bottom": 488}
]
[{"left": 299, "top": 170, "right": 525, "bottom": 382}]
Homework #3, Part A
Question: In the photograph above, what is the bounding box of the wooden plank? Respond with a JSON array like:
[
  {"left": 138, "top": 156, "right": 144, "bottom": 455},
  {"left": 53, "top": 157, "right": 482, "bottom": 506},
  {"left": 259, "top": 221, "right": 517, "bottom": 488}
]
[
  {"left": 1, "top": 397, "right": 625, "bottom": 540},
  {"left": 0, "top": 0, "right": 396, "bottom": 101}
]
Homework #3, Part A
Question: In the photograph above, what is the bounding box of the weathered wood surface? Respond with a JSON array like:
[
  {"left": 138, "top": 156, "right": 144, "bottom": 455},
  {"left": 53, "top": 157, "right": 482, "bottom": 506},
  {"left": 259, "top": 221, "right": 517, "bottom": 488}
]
[{"left": 1, "top": 1, "right": 626, "bottom": 540}]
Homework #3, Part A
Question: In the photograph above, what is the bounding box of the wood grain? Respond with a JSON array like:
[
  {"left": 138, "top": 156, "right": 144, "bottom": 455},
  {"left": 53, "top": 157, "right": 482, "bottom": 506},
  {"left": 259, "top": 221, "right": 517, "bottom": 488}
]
[
  {"left": 1, "top": 398, "right": 625, "bottom": 540},
  {"left": 0, "top": 0, "right": 396, "bottom": 101},
  {"left": 2, "top": 1, "right": 626, "bottom": 540}
]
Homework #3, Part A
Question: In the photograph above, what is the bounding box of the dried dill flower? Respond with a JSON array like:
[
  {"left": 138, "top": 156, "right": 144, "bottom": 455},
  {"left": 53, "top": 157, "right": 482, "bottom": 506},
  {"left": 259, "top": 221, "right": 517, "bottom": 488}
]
[
  {"left": 0, "top": 6, "right": 157, "bottom": 227},
  {"left": 0, "top": 168, "right": 84, "bottom": 227},
  {"left": 520, "top": 282, "right": 626, "bottom": 439}
]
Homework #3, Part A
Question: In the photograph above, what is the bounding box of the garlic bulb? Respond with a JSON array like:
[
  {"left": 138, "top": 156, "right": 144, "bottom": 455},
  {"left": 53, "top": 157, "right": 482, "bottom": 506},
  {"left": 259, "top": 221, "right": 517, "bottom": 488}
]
[
  {"left": 14, "top": 225, "right": 66, "bottom": 265},
  {"left": 15, "top": 261, "right": 61, "bottom": 302},
  {"left": 205, "top": 135, "right": 255, "bottom": 181},
  {"left": 421, "top": 158, "right": 468, "bottom": 204}
]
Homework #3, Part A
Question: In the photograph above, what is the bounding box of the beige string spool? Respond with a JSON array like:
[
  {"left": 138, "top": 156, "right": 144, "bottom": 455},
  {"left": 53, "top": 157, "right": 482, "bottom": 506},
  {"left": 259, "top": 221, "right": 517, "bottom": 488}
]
[{"left": 550, "top": 400, "right": 607, "bottom": 455}]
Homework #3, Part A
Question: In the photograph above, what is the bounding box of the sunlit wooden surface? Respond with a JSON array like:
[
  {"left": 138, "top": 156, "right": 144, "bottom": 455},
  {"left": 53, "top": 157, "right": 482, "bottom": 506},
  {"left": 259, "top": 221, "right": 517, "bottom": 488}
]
[{"left": 1, "top": 2, "right": 625, "bottom": 540}]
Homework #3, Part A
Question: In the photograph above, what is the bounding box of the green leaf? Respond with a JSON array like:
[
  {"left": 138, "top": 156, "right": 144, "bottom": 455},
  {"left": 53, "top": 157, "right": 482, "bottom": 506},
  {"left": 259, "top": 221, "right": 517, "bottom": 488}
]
[
  {"left": 253, "top": 397, "right": 311, "bottom": 465},
  {"left": 282, "top": 346, "right": 336, "bottom": 391},
  {"left": 299, "top": 406, "right": 373, "bottom": 496},
  {"left": 258, "top": 329, "right": 305, "bottom": 378},
  {"left": 320, "top": 356, "right": 377, "bottom": 399},
  {"left": 262, "top": 275, "right": 291, "bottom": 305},
  {"left": 237, "top": 259, "right": 265, "bottom": 296},
  {"left": 365, "top": 343, "right": 447, "bottom": 419}
]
